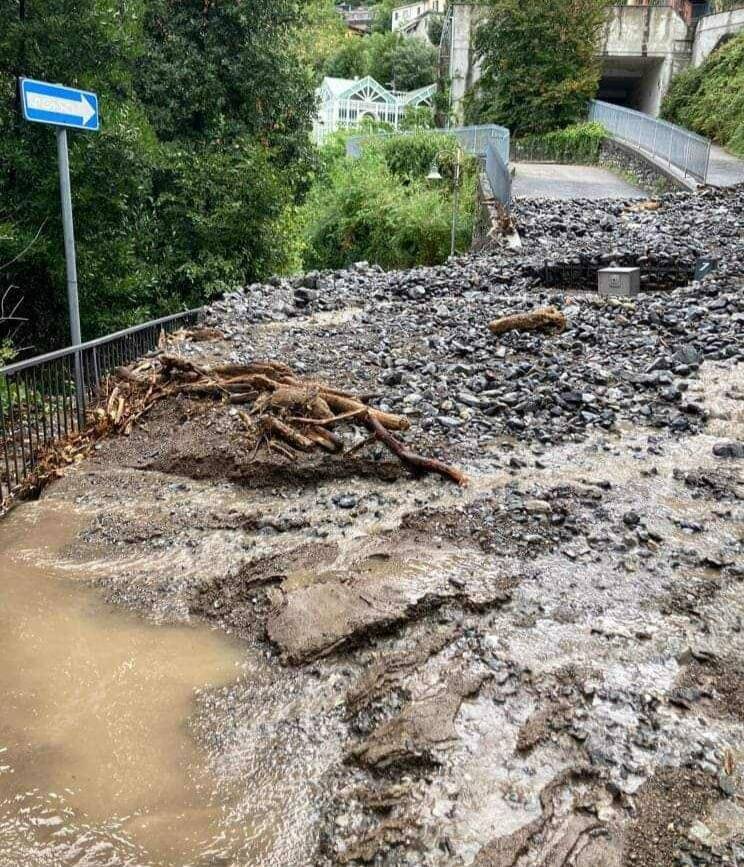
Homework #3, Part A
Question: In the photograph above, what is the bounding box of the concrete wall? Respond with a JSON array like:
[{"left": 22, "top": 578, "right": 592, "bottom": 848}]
[
  {"left": 448, "top": 3, "right": 698, "bottom": 120},
  {"left": 692, "top": 8, "right": 744, "bottom": 65},
  {"left": 449, "top": 3, "right": 487, "bottom": 122},
  {"left": 599, "top": 6, "right": 693, "bottom": 115}
]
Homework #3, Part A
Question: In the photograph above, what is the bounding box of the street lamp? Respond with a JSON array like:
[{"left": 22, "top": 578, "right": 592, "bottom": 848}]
[
  {"left": 426, "top": 162, "right": 443, "bottom": 181},
  {"left": 427, "top": 145, "right": 462, "bottom": 258}
]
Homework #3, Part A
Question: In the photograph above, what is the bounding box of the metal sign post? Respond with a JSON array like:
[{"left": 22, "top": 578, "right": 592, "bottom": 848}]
[{"left": 20, "top": 77, "right": 100, "bottom": 427}]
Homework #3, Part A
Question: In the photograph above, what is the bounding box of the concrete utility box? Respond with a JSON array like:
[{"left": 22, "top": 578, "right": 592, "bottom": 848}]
[{"left": 598, "top": 267, "right": 640, "bottom": 297}]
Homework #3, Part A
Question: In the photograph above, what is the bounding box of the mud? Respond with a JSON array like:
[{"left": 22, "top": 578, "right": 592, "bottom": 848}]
[
  {"left": 0, "top": 503, "right": 247, "bottom": 866},
  {"left": 2, "top": 326, "right": 743, "bottom": 864}
]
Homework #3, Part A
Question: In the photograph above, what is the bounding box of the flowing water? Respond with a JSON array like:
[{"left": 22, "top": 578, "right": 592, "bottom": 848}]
[{"left": 0, "top": 501, "right": 249, "bottom": 866}]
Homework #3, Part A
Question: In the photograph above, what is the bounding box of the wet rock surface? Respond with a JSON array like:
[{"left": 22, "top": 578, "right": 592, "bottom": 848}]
[
  {"left": 205, "top": 187, "right": 744, "bottom": 455},
  {"left": 10, "top": 186, "right": 744, "bottom": 865}
]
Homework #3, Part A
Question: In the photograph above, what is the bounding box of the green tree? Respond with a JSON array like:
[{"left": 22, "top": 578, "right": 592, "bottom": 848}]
[
  {"left": 0, "top": 0, "right": 316, "bottom": 352},
  {"left": 325, "top": 32, "right": 438, "bottom": 91},
  {"left": 373, "top": 0, "right": 397, "bottom": 32},
  {"left": 428, "top": 14, "right": 444, "bottom": 47},
  {"left": 299, "top": 0, "right": 349, "bottom": 76},
  {"left": 0, "top": 0, "right": 154, "bottom": 351},
  {"left": 369, "top": 34, "right": 439, "bottom": 91},
  {"left": 471, "top": 0, "right": 606, "bottom": 135}
]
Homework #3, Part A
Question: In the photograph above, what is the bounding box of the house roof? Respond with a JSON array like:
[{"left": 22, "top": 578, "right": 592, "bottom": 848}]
[
  {"left": 318, "top": 76, "right": 435, "bottom": 106},
  {"left": 401, "top": 83, "right": 438, "bottom": 105}
]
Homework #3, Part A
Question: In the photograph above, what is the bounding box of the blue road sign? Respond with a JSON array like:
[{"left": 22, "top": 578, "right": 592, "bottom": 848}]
[{"left": 21, "top": 78, "right": 99, "bottom": 132}]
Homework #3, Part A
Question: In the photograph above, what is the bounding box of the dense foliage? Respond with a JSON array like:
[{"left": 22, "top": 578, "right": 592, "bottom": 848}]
[
  {"left": 470, "top": 0, "right": 606, "bottom": 135},
  {"left": 511, "top": 122, "right": 606, "bottom": 164},
  {"left": 0, "top": 0, "right": 316, "bottom": 354},
  {"left": 300, "top": 0, "right": 349, "bottom": 75},
  {"left": 300, "top": 131, "right": 477, "bottom": 271},
  {"left": 324, "top": 31, "right": 438, "bottom": 92},
  {"left": 662, "top": 32, "right": 744, "bottom": 157}
]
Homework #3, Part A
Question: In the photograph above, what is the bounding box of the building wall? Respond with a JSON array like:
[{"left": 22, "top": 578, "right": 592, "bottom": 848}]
[
  {"left": 447, "top": 2, "right": 718, "bottom": 121},
  {"left": 692, "top": 8, "right": 744, "bottom": 65},
  {"left": 599, "top": 6, "right": 692, "bottom": 115},
  {"left": 392, "top": 0, "right": 444, "bottom": 31}
]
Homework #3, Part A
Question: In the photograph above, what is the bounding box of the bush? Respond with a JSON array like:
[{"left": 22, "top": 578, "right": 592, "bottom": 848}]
[
  {"left": 375, "top": 130, "right": 468, "bottom": 181},
  {"left": 512, "top": 122, "right": 606, "bottom": 164},
  {"left": 300, "top": 133, "right": 477, "bottom": 271},
  {"left": 662, "top": 33, "right": 744, "bottom": 156}
]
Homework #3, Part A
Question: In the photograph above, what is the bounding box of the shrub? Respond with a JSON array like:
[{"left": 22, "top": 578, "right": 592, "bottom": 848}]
[
  {"left": 512, "top": 122, "right": 606, "bottom": 164},
  {"left": 662, "top": 32, "right": 744, "bottom": 156},
  {"left": 374, "top": 130, "right": 468, "bottom": 180},
  {"left": 300, "top": 133, "right": 477, "bottom": 271}
]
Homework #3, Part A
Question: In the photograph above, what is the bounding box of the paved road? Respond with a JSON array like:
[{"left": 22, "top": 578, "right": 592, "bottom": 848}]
[
  {"left": 512, "top": 163, "right": 645, "bottom": 199},
  {"left": 706, "top": 144, "right": 744, "bottom": 187}
]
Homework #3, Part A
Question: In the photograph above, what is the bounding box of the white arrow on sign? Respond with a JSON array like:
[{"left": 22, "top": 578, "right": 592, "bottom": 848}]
[{"left": 26, "top": 90, "right": 96, "bottom": 126}]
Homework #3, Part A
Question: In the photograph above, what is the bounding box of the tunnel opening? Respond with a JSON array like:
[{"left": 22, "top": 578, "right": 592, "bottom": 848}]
[{"left": 598, "top": 57, "right": 666, "bottom": 113}]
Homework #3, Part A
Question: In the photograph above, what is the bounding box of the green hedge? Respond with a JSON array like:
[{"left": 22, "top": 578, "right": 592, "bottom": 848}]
[{"left": 511, "top": 122, "right": 606, "bottom": 164}]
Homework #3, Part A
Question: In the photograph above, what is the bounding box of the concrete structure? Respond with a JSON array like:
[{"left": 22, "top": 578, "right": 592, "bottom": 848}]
[
  {"left": 443, "top": 0, "right": 744, "bottom": 120},
  {"left": 444, "top": 2, "right": 489, "bottom": 123},
  {"left": 336, "top": 5, "right": 375, "bottom": 34},
  {"left": 692, "top": 6, "right": 744, "bottom": 65},
  {"left": 313, "top": 76, "right": 436, "bottom": 144},
  {"left": 598, "top": 4, "right": 693, "bottom": 115},
  {"left": 392, "top": 0, "right": 445, "bottom": 35},
  {"left": 598, "top": 267, "right": 641, "bottom": 296},
  {"left": 395, "top": 10, "right": 441, "bottom": 42}
]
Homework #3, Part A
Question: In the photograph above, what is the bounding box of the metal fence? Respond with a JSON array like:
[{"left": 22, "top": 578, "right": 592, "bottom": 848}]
[
  {"left": 589, "top": 99, "right": 711, "bottom": 183},
  {"left": 347, "top": 124, "right": 511, "bottom": 163},
  {"left": 0, "top": 308, "right": 203, "bottom": 503},
  {"left": 485, "top": 141, "right": 512, "bottom": 211}
]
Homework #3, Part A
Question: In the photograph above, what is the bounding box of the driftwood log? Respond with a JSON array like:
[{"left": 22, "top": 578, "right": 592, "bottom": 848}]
[
  {"left": 120, "top": 354, "right": 467, "bottom": 486},
  {"left": 489, "top": 306, "right": 566, "bottom": 336}
]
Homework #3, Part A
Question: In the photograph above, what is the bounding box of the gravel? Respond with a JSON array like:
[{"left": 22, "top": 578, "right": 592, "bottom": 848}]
[{"left": 204, "top": 185, "right": 744, "bottom": 456}]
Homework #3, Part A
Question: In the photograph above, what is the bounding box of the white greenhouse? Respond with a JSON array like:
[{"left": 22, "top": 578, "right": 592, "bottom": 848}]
[{"left": 313, "top": 76, "right": 437, "bottom": 144}]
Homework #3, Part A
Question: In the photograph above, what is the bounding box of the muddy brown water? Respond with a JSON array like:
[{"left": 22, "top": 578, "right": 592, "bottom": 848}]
[{"left": 0, "top": 501, "right": 253, "bottom": 866}]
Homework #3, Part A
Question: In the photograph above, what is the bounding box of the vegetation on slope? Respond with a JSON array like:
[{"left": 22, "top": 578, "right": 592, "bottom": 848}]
[
  {"left": 468, "top": 0, "right": 606, "bottom": 135},
  {"left": 511, "top": 122, "right": 606, "bottom": 164},
  {"left": 0, "top": 0, "right": 316, "bottom": 353},
  {"left": 662, "top": 32, "right": 744, "bottom": 157},
  {"left": 300, "top": 130, "right": 477, "bottom": 271}
]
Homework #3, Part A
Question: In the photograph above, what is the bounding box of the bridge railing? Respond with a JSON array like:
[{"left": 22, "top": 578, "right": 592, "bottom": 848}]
[
  {"left": 589, "top": 99, "right": 711, "bottom": 183},
  {"left": 0, "top": 308, "right": 204, "bottom": 504},
  {"left": 484, "top": 141, "right": 512, "bottom": 211},
  {"left": 346, "top": 124, "right": 511, "bottom": 163}
]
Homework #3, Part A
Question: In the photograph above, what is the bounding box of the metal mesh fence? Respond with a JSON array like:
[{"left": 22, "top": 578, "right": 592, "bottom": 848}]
[
  {"left": 485, "top": 141, "right": 512, "bottom": 211},
  {"left": 589, "top": 100, "right": 711, "bottom": 183},
  {"left": 0, "top": 308, "right": 203, "bottom": 503}
]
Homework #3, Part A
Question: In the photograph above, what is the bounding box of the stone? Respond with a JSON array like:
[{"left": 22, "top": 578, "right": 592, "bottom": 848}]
[{"left": 713, "top": 441, "right": 744, "bottom": 459}]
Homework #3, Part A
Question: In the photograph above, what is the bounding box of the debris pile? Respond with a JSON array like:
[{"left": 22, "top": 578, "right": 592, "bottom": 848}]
[{"left": 9, "top": 348, "right": 468, "bottom": 506}]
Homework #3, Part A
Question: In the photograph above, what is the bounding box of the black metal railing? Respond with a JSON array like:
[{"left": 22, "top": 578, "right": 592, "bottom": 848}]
[{"left": 0, "top": 308, "right": 203, "bottom": 503}]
